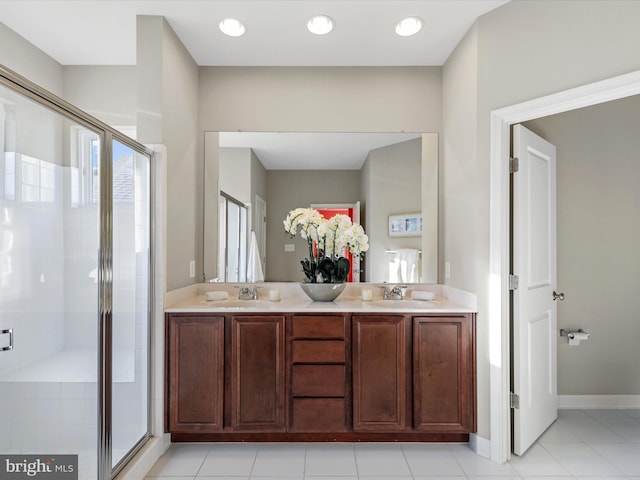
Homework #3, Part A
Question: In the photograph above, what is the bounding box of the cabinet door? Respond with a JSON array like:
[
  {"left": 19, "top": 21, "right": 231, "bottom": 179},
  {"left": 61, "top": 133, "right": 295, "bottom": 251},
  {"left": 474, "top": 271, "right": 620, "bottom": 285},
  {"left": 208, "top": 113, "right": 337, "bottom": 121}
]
[
  {"left": 231, "top": 315, "right": 286, "bottom": 431},
  {"left": 352, "top": 315, "right": 409, "bottom": 431},
  {"left": 168, "top": 315, "right": 224, "bottom": 432},
  {"left": 413, "top": 315, "right": 475, "bottom": 432}
]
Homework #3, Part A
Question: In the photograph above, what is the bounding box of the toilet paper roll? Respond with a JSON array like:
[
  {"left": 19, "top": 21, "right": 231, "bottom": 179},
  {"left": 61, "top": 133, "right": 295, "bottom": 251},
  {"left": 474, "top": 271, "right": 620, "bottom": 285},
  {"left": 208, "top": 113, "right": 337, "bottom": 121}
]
[
  {"left": 568, "top": 331, "right": 590, "bottom": 346},
  {"left": 205, "top": 291, "right": 229, "bottom": 301}
]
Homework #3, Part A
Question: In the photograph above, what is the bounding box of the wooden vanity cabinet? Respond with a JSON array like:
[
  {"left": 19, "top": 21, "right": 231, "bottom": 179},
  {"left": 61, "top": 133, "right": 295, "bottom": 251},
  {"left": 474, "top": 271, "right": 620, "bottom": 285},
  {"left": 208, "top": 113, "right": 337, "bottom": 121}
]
[
  {"left": 167, "top": 315, "right": 225, "bottom": 433},
  {"left": 166, "top": 310, "right": 476, "bottom": 441},
  {"left": 413, "top": 315, "right": 476, "bottom": 433},
  {"left": 352, "top": 314, "right": 411, "bottom": 431},
  {"left": 229, "top": 315, "right": 286, "bottom": 431},
  {"left": 289, "top": 314, "right": 349, "bottom": 432}
]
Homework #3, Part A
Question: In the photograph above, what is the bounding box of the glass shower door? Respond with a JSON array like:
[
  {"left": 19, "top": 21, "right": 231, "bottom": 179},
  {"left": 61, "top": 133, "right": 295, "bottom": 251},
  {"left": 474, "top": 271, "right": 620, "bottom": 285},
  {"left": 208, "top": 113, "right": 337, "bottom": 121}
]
[
  {"left": 0, "top": 66, "right": 153, "bottom": 480},
  {"left": 0, "top": 83, "right": 100, "bottom": 479},
  {"left": 111, "top": 140, "right": 150, "bottom": 469}
]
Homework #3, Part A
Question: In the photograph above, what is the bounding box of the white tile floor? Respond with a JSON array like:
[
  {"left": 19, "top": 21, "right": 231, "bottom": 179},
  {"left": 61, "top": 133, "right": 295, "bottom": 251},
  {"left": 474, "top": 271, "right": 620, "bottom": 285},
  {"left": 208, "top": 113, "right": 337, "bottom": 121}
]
[{"left": 145, "top": 409, "right": 640, "bottom": 479}]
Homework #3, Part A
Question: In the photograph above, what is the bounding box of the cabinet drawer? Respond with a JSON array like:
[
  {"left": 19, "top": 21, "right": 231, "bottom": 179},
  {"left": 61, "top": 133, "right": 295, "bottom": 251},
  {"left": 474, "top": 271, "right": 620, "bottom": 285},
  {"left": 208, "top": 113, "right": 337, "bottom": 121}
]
[
  {"left": 292, "top": 316, "right": 345, "bottom": 339},
  {"left": 292, "top": 365, "right": 345, "bottom": 397},
  {"left": 292, "top": 340, "right": 345, "bottom": 363},
  {"left": 291, "top": 398, "right": 346, "bottom": 431}
]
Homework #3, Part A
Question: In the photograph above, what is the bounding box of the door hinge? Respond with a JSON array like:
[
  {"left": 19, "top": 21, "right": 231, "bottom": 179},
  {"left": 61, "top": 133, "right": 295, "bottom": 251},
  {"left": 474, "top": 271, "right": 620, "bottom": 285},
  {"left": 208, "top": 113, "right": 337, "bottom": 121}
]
[
  {"left": 509, "top": 274, "right": 519, "bottom": 290},
  {"left": 509, "top": 157, "right": 519, "bottom": 173},
  {"left": 510, "top": 392, "right": 520, "bottom": 409}
]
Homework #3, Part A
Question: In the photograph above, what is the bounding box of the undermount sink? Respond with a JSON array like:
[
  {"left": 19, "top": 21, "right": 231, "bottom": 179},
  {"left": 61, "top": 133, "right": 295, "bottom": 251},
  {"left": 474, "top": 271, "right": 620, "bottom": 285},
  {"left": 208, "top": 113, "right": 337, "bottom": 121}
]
[
  {"left": 364, "top": 299, "right": 436, "bottom": 309},
  {"left": 199, "top": 299, "right": 273, "bottom": 309}
]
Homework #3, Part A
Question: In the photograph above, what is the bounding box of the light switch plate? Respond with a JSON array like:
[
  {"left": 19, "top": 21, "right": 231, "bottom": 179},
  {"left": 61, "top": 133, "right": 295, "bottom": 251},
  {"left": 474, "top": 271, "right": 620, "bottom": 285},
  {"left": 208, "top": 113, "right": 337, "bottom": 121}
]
[{"left": 284, "top": 244, "right": 295, "bottom": 252}]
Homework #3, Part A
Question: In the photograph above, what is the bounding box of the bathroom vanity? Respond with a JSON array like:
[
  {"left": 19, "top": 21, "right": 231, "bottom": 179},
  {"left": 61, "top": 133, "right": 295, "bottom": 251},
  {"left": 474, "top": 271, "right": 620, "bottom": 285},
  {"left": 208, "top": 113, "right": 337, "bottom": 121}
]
[{"left": 164, "top": 284, "right": 476, "bottom": 443}]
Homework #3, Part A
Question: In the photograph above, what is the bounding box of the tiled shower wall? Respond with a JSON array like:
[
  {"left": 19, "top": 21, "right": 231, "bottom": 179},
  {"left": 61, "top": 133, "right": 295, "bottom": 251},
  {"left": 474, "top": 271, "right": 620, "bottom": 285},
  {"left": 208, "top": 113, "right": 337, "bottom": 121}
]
[
  {"left": 1, "top": 154, "right": 146, "bottom": 456},
  {"left": 0, "top": 157, "right": 65, "bottom": 379}
]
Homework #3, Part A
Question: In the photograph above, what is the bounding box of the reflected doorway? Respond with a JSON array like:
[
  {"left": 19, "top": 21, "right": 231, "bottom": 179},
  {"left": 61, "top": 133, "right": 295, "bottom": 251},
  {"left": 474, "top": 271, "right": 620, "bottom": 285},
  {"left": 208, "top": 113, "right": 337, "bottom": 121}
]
[
  {"left": 312, "top": 202, "right": 361, "bottom": 283},
  {"left": 219, "top": 192, "right": 248, "bottom": 282}
]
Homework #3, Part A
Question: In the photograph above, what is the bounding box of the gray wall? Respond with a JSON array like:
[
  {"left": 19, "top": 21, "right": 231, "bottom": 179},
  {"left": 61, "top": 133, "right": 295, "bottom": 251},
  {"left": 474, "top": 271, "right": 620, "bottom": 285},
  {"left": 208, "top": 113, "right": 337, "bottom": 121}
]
[
  {"left": 220, "top": 147, "right": 251, "bottom": 202},
  {"left": 524, "top": 95, "right": 640, "bottom": 395},
  {"left": 266, "top": 170, "right": 361, "bottom": 281},
  {"left": 443, "top": 0, "right": 640, "bottom": 438},
  {"left": 219, "top": 146, "right": 267, "bottom": 225},
  {"left": 442, "top": 25, "right": 489, "bottom": 435},
  {"left": 137, "top": 16, "right": 200, "bottom": 291},
  {"left": 203, "top": 132, "right": 219, "bottom": 281},
  {"left": 442, "top": 23, "right": 478, "bottom": 294},
  {"left": 198, "top": 67, "right": 442, "bottom": 133},
  {"left": 362, "top": 138, "right": 422, "bottom": 282},
  {"left": 0, "top": 22, "right": 63, "bottom": 95},
  {"left": 63, "top": 66, "right": 136, "bottom": 126}
]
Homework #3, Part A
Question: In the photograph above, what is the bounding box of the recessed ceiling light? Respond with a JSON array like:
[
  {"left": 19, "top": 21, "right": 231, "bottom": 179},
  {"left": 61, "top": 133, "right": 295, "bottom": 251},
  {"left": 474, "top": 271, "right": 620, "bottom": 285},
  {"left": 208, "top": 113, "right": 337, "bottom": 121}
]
[
  {"left": 219, "top": 18, "right": 245, "bottom": 37},
  {"left": 395, "top": 17, "right": 423, "bottom": 37},
  {"left": 307, "top": 15, "right": 334, "bottom": 35}
]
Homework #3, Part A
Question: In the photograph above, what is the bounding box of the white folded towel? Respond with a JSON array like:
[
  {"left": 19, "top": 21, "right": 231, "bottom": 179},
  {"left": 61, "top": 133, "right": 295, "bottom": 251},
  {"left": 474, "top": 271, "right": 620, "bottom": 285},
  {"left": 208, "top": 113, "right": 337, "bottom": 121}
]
[
  {"left": 247, "top": 231, "right": 265, "bottom": 282},
  {"left": 387, "top": 248, "right": 419, "bottom": 283},
  {"left": 411, "top": 290, "right": 435, "bottom": 301},
  {"left": 205, "top": 291, "right": 229, "bottom": 301},
  {"left": 396, "top": 248, "right": 419, "bottom": 283}
]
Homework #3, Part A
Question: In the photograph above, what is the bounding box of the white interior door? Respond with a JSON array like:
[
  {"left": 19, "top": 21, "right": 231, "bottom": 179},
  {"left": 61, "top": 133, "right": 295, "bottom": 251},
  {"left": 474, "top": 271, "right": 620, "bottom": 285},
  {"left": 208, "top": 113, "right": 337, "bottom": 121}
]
[{"left": 512, "top": 124, "right": 558, "bottom": 455}]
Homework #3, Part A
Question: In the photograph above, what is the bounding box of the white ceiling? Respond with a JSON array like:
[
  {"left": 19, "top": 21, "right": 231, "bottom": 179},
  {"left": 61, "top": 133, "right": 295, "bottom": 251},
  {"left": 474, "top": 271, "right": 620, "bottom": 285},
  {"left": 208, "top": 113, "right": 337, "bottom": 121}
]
[
  {"left": 0, "top": 0, "right": 509, "bottom": 67},
  {"left": 0, "top": 1, "right": 508, "bottom": 169},
  {"left": 219, "top": 132, "right": 423, "bottom": 170}
]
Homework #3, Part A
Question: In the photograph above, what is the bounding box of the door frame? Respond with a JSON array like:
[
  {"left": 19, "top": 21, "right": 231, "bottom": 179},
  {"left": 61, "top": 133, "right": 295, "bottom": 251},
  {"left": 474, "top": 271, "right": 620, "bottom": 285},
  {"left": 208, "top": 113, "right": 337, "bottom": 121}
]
[
  {"left": 488, "top": 69, "right": 640, "bottom": 464},
  {"left": 311, "top": 202, "right": 361, "bottom": 282}
]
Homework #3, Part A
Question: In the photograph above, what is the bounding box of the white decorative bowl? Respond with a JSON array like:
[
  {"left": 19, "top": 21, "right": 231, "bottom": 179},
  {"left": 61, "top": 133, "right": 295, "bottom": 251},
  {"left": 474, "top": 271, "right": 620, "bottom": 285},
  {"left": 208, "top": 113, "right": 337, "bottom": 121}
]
[{"left": 299, "top": 282, "right": 346, "bottom": 302}]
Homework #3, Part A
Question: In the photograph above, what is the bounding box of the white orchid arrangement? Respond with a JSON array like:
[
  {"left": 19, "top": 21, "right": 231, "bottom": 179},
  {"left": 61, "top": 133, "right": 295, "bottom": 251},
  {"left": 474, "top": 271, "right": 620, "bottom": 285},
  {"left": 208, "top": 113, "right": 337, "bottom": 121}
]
[{"left": 283, "top": 207, "right": 369, "bottom": 283}]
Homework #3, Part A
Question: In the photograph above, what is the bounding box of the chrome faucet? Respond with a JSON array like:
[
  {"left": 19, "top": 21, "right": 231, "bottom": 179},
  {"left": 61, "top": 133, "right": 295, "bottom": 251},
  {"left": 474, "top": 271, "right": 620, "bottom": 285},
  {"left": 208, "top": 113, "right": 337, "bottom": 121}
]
[
  {"left": 381, "top": 285, "right": 406, "bottom": 300},
  {"left": 238, "top": 286, "right": 259, "bottom": 300}
]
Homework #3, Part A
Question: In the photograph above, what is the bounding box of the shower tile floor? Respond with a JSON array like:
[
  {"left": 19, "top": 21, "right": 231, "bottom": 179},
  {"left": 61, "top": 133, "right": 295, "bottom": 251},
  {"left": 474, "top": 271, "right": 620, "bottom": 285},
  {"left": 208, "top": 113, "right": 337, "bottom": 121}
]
[{"left": 145, "top": 409, "right": 640, "bottom": 479}]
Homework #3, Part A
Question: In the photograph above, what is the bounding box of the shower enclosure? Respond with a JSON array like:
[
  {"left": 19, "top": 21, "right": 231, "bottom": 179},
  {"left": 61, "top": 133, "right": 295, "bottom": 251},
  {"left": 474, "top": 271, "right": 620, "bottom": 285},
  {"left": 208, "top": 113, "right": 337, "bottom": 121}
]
[{"left": 0, "top": 66, "right": 153, "bottom": 480}]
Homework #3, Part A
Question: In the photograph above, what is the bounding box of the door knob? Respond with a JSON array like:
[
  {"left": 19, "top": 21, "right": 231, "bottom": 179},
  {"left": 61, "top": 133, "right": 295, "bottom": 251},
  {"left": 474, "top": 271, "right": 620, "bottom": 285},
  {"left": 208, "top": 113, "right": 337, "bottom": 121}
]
[{"left": 553, "top": 291, "right": 565, "bottom": 301}]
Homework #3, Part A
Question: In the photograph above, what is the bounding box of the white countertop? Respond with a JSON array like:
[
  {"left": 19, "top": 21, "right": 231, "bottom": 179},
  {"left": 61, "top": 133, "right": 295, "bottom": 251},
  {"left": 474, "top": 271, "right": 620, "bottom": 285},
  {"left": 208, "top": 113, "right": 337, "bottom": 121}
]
[{"left": 164, "top": 283, "right": 476, "bottom": 314}]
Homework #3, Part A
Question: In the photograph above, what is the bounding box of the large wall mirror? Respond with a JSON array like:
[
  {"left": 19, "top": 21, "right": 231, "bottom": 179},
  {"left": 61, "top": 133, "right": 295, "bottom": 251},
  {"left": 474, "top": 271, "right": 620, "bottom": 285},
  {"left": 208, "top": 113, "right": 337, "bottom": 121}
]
[{"left": 203, "top": 132, "right": 438, "bottom": 284}]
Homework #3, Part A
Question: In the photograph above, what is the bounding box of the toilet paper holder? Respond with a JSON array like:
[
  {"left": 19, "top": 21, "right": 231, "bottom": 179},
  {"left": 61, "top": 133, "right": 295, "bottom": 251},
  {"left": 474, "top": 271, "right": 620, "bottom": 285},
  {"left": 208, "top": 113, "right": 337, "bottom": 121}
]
[{"left": 559, "top": 328, "right": 589, "bottom": 338}]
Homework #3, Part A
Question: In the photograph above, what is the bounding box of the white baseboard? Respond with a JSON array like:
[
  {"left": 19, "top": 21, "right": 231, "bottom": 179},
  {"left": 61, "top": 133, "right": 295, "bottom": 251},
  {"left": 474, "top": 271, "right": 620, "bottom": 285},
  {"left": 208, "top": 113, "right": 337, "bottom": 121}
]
[
  {"left": 558, "top": 395, "right": 640, "bottom": 409},
  {"left": 469, "top": 433, "right": 491, "bottom": 459}
]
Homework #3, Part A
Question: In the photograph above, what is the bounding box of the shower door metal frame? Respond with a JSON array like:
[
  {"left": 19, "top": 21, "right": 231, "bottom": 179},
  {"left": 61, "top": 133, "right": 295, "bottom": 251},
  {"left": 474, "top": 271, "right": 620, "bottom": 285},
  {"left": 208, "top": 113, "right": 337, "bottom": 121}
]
[{"left": 0, "top": 64, "right": 154, "bottom": 480}]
